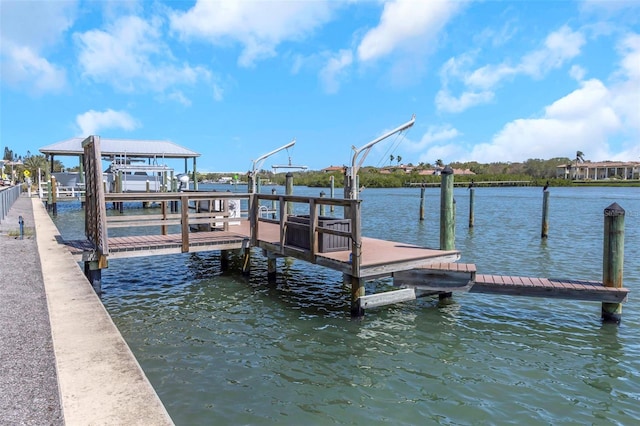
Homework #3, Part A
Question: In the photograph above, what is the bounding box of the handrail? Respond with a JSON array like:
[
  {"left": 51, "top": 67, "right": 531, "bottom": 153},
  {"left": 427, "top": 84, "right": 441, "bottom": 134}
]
[
  {"left": 254, "top": 193, "right": 362, "bottom": 271},
  {"left": 0, "top": 185, "right": 22, "bottom": 224}
]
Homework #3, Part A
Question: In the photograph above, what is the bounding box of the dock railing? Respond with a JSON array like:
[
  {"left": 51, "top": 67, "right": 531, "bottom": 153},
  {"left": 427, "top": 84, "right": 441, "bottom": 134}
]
[
  {"left": 253, "top": 193, "right": 362, "bottom": 276},
  {"left": 104, "top": 192, "right": 251, "bottom": 252}
]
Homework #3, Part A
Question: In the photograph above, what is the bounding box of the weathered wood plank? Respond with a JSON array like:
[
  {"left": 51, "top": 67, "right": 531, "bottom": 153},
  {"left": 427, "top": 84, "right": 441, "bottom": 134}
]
[{"left": 359, "top": 288, "right": 416, "bottom": 309}]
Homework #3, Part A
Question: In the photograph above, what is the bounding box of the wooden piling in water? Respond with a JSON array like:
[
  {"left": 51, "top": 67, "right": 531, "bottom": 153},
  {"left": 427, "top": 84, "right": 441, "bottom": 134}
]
[
  {"left": 468, "top": 187, "right": 475, "bottom": 228},
  {"left": 285, "top": 172, "right": 293, "bottom": 215},
  {"left": 439, "top": 167, "right": 455, "bottom": 302},
  {"left": 50, "top": 176, "right": 58, "bottom": 216},
  {"left": 320, "top": 191, "right": 326, "bottom": 216},
  {"left": 541, "top": 190, "right": 550, "bottom": 238},
  {"left": 602, "top": 203, "right": 625, "bottom": 323},
  {"left": 440, "top": 167, "right": 455, "bottom": 250},
  {"left": 419, "top": 186, "right": 425, "bottom": 221},
  {"left": 330, "top": 176, "right": 335, "bottom": 213},
  {"left": 267, "top": 252, "right": 277, "bottom": 282},
  {"left": 271, "top": 188, "right": 277, "bottom": 219}
]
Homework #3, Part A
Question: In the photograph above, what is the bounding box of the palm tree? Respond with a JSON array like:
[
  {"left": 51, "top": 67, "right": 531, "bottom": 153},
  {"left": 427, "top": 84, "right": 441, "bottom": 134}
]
[
  {"left": 574, "top": 151, "right": 585, "bottom": 179},
  {"left": 23, "top": 155, "right": 48, "bottom": 183}
]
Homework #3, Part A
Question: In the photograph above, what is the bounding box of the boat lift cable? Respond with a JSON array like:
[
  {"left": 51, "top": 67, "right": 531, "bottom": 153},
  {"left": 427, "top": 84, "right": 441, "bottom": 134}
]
[
  {"left": 349, "top": 115, "right": 416, "bottom": 199},
  {"left": 375, "top": 131, "right": 403, "bottom": 168}
]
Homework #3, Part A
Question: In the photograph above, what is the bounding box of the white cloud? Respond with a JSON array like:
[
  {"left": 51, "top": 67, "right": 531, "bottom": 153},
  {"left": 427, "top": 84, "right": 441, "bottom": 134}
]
[
  {"left": 426, "top": 30, "right": 640, "bottom": 164},
  {"left": 319, "top": 50, "right": 353, "bottom": 94},
  {"left": 438, "top": 26, "right": 586, "bottom": 113},
  {"left": 1, "top": 43, "right": 67, "bottom": 94},
  {"left": 0, "top": 0, "right": 76, "bottom": 94},
  {"left": 169, "top": 0, "right": 335, "bottom": 67},
  {"left": 75, "top": 15, "right": 212, "bottom": 97},
  {"left": 569, "top": 64, "right": 586, "bottom": 81},
  {"left": 357, "top": 0, "right": 462, "bottom": 62},
  {"left": 76, "top": 109, "right": 140, "bottom": 136},
  {"left": 435, "top": 89, "right": 494, "bottom": 113}
]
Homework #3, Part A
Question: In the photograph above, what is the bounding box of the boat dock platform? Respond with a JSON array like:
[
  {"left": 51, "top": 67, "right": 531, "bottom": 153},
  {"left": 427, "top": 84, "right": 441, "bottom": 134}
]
[{"left": 60, "top": 136, "right": 629, "bottom": 319}]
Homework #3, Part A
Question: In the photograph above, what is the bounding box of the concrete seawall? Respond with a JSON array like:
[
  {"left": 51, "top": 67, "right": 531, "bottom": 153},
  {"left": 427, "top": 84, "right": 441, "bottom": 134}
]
[{"left": 2, "top": 195, "right": 174, "bottom": 425}]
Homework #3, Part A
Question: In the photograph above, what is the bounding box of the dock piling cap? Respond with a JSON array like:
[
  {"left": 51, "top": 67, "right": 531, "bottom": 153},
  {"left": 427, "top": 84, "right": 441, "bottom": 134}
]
[
  {"left": 604, "top": 202, "right": 625, "bottom": 217},
  {"left": 441, "top": 166, "right": 454, "bottom": 175}
]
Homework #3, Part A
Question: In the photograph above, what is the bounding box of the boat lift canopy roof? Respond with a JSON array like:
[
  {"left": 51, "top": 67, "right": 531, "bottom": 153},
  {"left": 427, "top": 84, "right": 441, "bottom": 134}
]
[{"left": 40, "top": 137, "right": 200, "bottom": 160}]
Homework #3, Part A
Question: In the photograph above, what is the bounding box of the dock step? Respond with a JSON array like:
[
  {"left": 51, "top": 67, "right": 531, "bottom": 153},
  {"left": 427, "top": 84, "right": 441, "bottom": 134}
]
[
  {"left": 393, "top": 264, "right": 629, "bottom": 304},
  {"left": 358, "top": 288, "right": 416, "bottom": 309}
]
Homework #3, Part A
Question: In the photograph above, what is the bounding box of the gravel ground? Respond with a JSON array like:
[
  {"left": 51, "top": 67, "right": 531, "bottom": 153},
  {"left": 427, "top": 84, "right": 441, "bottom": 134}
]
[{"left": 0, "top": 194, "right": 63, "bottom": 425}]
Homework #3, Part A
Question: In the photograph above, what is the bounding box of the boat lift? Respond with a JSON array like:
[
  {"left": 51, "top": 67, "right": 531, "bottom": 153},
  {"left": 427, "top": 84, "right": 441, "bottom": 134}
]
[
  {"left": 348, "top": 115, "right": 415, "bottom": 200},
  {"left": 250, "top": 139, "right": 296, "bottom": 193}
]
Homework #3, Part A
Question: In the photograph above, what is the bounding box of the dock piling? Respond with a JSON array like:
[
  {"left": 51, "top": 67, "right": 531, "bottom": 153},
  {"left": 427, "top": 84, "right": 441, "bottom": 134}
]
[
  {"left": 330, "top": 176, "right": 335, "bottom": 213},
  {"left": 602, "top": 203, "right": 625, "bottom": 323},
  {"left": 541, "top": 190, "right": 550, "bottom": 238},
  {"left": 285, "top": 172, "right": 293, "bottom": 215},
  {"left": 50, "top": 176, "right": 58, "bottom": 216},
  {"left": 469, "top": 187, "right": 475, "bottom": 228},
  {"left": 419, "top": 186, "right": 425, "bottom": 221},
  {"left": 320, "top": 191, "right": 326, "bottom": 216},
  {"left": 439, "top": 167, "right": 455, "bottom": 302},
  {"left": 439, "top": 166, "right": 455, "bottom": 250}
]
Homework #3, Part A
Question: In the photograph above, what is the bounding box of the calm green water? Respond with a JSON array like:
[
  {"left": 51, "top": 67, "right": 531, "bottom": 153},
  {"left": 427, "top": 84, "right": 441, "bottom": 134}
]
[{"left": 52, "top": 186, "right": 640, "bottom": 425}]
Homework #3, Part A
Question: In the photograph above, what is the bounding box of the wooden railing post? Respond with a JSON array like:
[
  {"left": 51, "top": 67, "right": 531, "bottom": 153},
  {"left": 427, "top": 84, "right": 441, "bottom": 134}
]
[{"left": 602, "top": 202, "right": 625, "bottom": 323}]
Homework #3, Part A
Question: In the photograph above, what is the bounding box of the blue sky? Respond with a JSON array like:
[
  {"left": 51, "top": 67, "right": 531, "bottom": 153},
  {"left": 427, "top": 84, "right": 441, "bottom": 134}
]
[{"left": 1, "top": 0, "right": 639, "bottom": 173}]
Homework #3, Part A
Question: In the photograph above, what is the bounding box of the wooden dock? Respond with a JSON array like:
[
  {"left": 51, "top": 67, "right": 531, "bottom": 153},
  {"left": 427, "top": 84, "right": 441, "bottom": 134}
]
[
  {"left": 60, "top": 135, "right": 629, "bottom": 320},
  {"left": 389, "top": 263, "right": 628, "bottom": 304}
]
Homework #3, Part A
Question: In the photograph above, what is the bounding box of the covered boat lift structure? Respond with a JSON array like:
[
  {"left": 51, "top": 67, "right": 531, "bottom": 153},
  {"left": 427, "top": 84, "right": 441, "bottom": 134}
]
[{"left": 39, "top": 137, "right": 201, "bottom": 190}]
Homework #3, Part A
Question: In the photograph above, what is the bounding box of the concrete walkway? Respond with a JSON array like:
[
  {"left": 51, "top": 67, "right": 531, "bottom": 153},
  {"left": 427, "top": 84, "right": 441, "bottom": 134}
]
[
  {"left": 0, "top": 194, "right": 63, "bottom": 425},
  {"left": 1, "top": 194, "right": 173, "bottom": 425}
]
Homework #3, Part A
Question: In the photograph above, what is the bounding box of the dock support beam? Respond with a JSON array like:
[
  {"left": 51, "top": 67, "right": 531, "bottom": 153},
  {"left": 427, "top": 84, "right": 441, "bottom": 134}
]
[
  {"left": 541, "top": 190, "right": 550, "bottom": 238},
  {"left": 267, "top": 252, "right": 277, "bottom": 282},
  {"left": 349, "top": 276, "right": 365, "bottom": 318},
  {"left": 602, "top": 203, "right": 625, "bottom": 323},
  {"left": 84, "top": 261, "right": 103, "bottom": 295},
  {"left": 220, "top": 250, "right": 229, "bottom": 271}
]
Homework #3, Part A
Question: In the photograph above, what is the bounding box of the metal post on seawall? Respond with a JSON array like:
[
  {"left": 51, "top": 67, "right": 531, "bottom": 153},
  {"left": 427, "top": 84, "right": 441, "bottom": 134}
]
[
  {"left": 19, "top": 215, "right": 24, "bottom": 239},
  {"left": 602, "top": 202, "right": 625, "bottom": 324}
]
